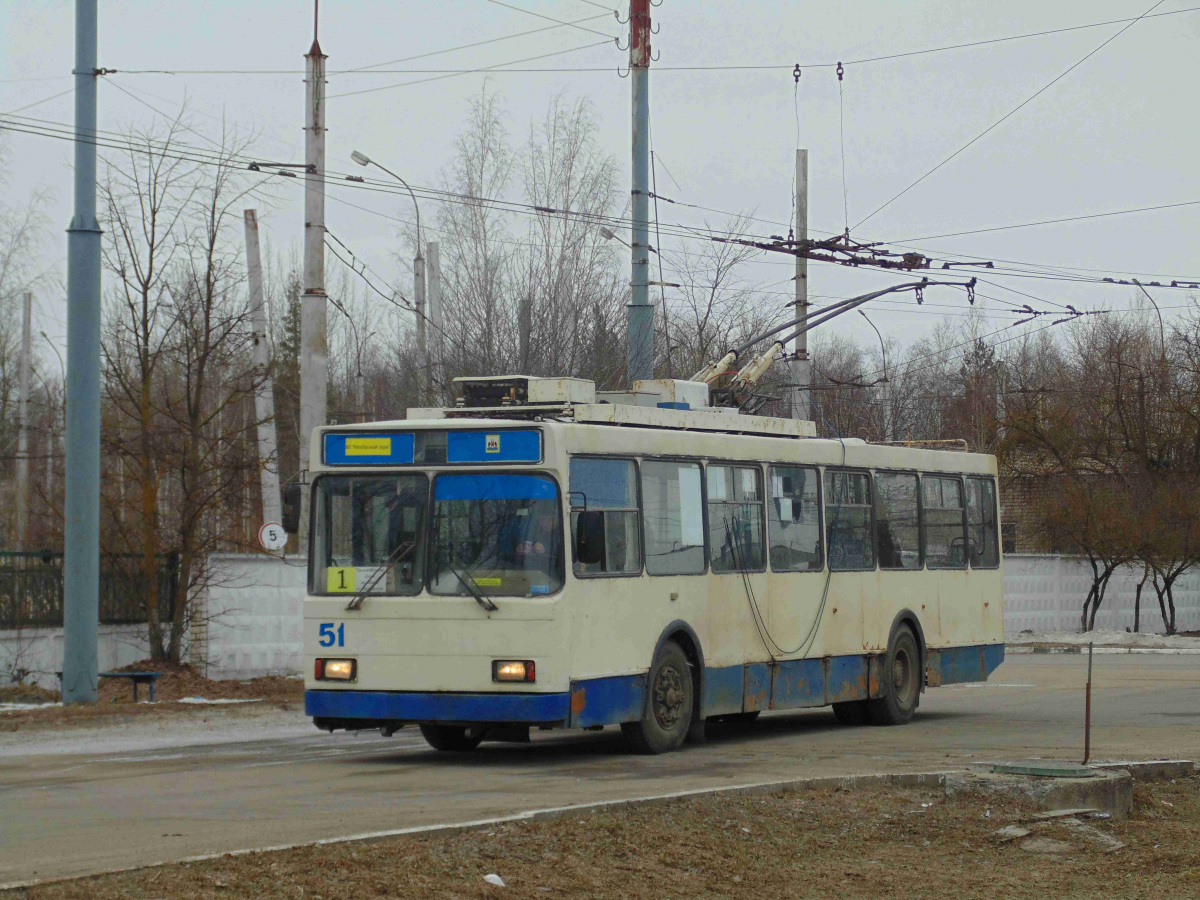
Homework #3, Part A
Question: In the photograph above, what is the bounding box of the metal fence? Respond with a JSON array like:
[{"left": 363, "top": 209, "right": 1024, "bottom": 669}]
[{"left": 0, "top": 552, "right": 180, "bottom": 630}]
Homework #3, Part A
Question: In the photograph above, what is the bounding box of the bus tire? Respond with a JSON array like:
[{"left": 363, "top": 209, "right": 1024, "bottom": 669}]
[
  {"left": 419, "top": 724, "right": 485, "bottom": 752},
  {"left": 866, "top": 625, "right": 921, "bottom": 726},
  {"left": 621, "top": 641, "right": 694, "bottom": 754},
  {"left": 831, "top": 701, "right": 868, "bottom": 725}
]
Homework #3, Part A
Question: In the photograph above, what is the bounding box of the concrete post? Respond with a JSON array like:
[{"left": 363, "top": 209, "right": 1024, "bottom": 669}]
[
  {"left": 63, "top": 0, "right": 101, "bottom": 703},
  {"left": 627, "top": 0, "right": 653, "bottom": 385},
  {"left": 789, "top": 150, "right": 811, "bottom": 420},
  {"left": 16, "top": 291, "right": 31, "bottom": 551},
  {"left": 298, "top": 28, "right": 327, "bottom": 549},
  {"left": 243, "top": 210, "right": 282, "bottom": 529},
  {"left": 414, "top": 252, "right": 427, "bottom": 406},
  {"left": 427, "top": 241, "right": 444, "bottom": 404}
]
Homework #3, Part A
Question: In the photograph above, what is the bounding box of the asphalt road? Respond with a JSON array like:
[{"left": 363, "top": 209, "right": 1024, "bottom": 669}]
[{"left": 3, "top": 654, "right": 1198, "bottom": 886}]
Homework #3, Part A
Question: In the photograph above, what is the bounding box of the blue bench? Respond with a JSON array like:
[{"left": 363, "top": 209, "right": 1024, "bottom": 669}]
[{"left": 99, "top": 671, "right": 165, "bottom": 702}]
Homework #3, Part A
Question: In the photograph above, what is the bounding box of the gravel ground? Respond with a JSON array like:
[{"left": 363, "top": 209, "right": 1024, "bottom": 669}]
[{"left": 12, "top": 774, "right": 1197, "bottom": 899}]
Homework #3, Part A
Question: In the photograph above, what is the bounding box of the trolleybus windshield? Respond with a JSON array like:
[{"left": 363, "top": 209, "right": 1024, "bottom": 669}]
[
  {"left": 312, "top": 474, "right": 429, "bottom": 596},
  {"left": 429, "top": 473, "right": 565, "bottom": 598}
]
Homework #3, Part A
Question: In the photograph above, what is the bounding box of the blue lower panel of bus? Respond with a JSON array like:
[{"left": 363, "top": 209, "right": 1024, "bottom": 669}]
[
  {"left": 306, "top": 644, "right": 1004, "bottom": 727},
  {"left": 306, "top": 689, "right": 571, "bottom": 723}
]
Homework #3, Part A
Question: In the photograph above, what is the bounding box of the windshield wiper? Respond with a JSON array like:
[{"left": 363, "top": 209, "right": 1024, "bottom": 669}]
[
  {"left": 345, "top": 540, "right": 416, "bottom": 611},
  {"left": 446, "top": 563, "right": 499, "bottom": 612}
]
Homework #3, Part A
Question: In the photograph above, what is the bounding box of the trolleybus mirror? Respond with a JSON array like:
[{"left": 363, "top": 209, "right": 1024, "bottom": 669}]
[
  {"left": 281, "top": 484, "right": 302, "bottom": 534},
  {"left": 575, "top": 511, "right": 605, "bottom": 565}
]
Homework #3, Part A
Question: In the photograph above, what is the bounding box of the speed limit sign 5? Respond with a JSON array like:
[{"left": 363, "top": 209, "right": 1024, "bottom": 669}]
[{"left": 259, "top": 522, "right": 288, "bottom": 551}]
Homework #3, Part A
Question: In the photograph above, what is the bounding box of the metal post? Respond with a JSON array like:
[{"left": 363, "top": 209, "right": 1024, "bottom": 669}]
[
  {"left": 789, "top": 149, "right": 810, "bottom": 420},
  {"left": 16, "top": 292, "right": 32, "bottom": 551},
  {"left": 627, "top": 0, "right": 653, "bottom": 385},
  {"left": 298, "top": 15, "right": 327, "bottom": 549},
  {"left": 63, "top": 0, "right": 101, "bottom": 703},
  {"left": 427, "top": 241, "right": 444, "bottom": 405},
  {"left": 414, "top": 252, "right": 427, "bottom": 406},
  {"left": 1084, "top": 643, "right": 1094, "bottom": 768},
  {"left": 243, "top": 210, "right": 282, "bottom": 530}
]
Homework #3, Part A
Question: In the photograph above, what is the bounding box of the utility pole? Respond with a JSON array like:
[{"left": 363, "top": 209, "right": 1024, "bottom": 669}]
[
  {"left": 243, "top": 210, "right": 282, "bottom": 530},
  {"left": 415, "top": 250, "right": 427, "bottom": 406},
  {"left": 63, "top": 0, "right": 101, "bottom": 703},
  {"left": 789, "top": 149, "right": 811, "bottom": 420},
  {"left": 427, "top": 241, "right": 443, "bottom": 405},
  {"left": 298, "top": 3, "right": 326, "bottom": 548},
  {"left": 627, "top": 0, "right": 653, "bottom": 385},
  {"left": 15, "top": 292, "right": 32, "bottom": 551}
]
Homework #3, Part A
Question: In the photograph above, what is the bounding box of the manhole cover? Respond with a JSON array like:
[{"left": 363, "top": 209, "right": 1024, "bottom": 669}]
[{"left": 991, "top": 761, "right": 1096, "bottom": 778}]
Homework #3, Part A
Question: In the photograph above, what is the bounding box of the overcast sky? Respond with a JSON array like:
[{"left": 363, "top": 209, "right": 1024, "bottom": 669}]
[{"left": 4, "top": 0, "right": 1199, "bottom": 368}]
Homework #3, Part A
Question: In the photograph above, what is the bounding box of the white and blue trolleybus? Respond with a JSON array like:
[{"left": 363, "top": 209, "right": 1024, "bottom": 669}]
[{"left": 302, "top": 375, "right": 1005, "bottom": 753}]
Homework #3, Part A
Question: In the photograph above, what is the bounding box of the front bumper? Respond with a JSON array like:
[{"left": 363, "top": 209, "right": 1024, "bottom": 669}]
[{"left": 306, "top": 689, "right": 571, "bottom": 725}]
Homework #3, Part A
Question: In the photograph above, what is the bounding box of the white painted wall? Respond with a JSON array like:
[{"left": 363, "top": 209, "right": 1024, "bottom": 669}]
[
  {"left": 196, "top": 553, "right": 307, "bottom": 680},
  {"left": 0, "top": 624, "right": 149, "bottom": 690},
  {"left": 4, "top": 553, "right": 1196, "bottom": 691},
  {"left": 1003, "top": 555, "right": 1200, "bottom": 635}
]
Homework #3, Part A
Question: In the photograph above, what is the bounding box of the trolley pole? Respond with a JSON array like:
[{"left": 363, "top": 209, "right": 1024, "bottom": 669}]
[
  {"left": 243, "top": 210, "right": 282, "bottom": 529},
  {"left": 63, "top": 0, "right": 101, "bottom": 703},
  {"left": 789, "top": 149, "right": 810, "bottom": 420},
  {"left": 298, "top": 4, "right": 327, "bottom": 548},
  {"left": 627, "top": 0, "right": 653, "bottom": 385}
]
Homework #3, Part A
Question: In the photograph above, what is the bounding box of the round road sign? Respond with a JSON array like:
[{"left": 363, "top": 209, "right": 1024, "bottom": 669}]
[{"left": 259, "top": 522, "right": 288, "bottom": 551}]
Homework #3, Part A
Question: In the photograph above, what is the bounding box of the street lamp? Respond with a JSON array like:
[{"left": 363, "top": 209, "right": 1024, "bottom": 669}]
[{"left": 351, "top": 150, "right": 428, "bottom": 403}]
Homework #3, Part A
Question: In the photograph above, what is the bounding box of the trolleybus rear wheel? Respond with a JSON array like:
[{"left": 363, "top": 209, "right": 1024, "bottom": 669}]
[
  {"left": 419, "top": 724, "right": 486, "bottom": 752},
  {"left": 621, "top": 641, "right": 694, "bottom": 754},
  {"left": 866, "top": 625, "right": 921, "bottom": 725}
]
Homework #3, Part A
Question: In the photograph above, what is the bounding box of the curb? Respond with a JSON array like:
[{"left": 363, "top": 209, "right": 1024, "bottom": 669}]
[
  {"left": 1, "top": 760, "right": 1192, "bottom": 892},
  {"left": 1008, "top": 646, "right": 1200, "bottom": 655}
]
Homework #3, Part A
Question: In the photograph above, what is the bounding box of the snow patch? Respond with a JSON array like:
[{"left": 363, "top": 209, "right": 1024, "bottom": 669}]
[
  {"left": 1007, "top": 628, "right": 1200, "bottom": 650},
  {"left": 176, "top": 697, "right": 264, "bottom": 705}
]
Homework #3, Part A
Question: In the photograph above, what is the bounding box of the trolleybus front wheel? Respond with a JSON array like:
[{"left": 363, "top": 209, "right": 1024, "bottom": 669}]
[
  {"left": 865, "top": 625, "right": 920, "bottom": 726},
  {"left": 419, "top": 723, "right": 486, "bottom": 752},
  {"left": 621, "top": 641, "right": 694, "bottom": 754}
]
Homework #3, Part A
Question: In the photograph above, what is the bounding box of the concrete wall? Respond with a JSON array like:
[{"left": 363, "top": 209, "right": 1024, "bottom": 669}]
[
  {"left": 0, "top": 624, "right": 149, "bottom": 690},
  {"left": 195, "top": 553, "right": 307, "bottom": 680},
  {"left": 1003, "top": 554, "right": 1200, "bottom": 634},
  {"left": 5, "top": 553, "right": 1197, "bottom": 690}
]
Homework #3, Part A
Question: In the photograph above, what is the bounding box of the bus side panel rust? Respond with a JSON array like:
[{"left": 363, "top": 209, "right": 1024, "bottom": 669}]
[
  {"left": 770, "top": 658, "right": 825, "bottom": 709},
  {"left": 926, "top": 644, "right": 1006, "bottom": 687},
  {"left": 702, "top": 665, "right": 744, "bottom": 717},
  {"left": 826, "top": 654, "right": 869, "bottom": 704},
  {"left": 742, "top": 663, "right": 771, "bottom": 712},
  {"left": 568, "top": 674, "right": 646, "bottom": 728}
]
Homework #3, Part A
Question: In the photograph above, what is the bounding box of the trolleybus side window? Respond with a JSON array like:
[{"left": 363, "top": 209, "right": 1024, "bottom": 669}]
[
  {"left": 874, "top": 472, "right": 921, "bottom": 570},
  {"left": 767, "top": 465, "right": 822, "bottom": 572},
  {"left": 642, "top": 459, "right": 706, "bottom": 575},
  {"left": 825, "top": 470, "right": 874, "bottom": 571},
  {"left": 311, "top": 474, "right": 428, "bottom": 596},
  {"left": 923, "top": 475, "right": 967, "bottom": 569},
  {"left": 568, "top": 457, "right": 643, "bottom": 577},
  {"left": 707, "top": 464, "right": 765, "bottom": 572},
  {"left": 966, "top": 476, "right": 1000, "bottom": 568}
]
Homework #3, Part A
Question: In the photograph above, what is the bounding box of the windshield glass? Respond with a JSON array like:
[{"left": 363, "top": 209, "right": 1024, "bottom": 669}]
[
  {"left": 429, "top": 474, "right": 564, "bottom": 597},
  {"left": 312, "top": 474, "right": 428, "bottom": 596}
]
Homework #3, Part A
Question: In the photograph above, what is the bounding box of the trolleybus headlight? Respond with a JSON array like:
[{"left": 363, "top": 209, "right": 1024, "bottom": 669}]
[
  {"left": 316, "top": 658, "right": 357, "bottom": 681},
  {"left": 492, "top": 660, "right": 536, "bottom": 683}
]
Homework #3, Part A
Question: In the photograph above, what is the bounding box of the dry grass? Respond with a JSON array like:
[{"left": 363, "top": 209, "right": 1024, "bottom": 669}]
[
  {"left": 0, "top": 661, "right": 303, "bottom": 733},
  {"left": 13, "top": 775, "right": 1198, "bottom": 899}
]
